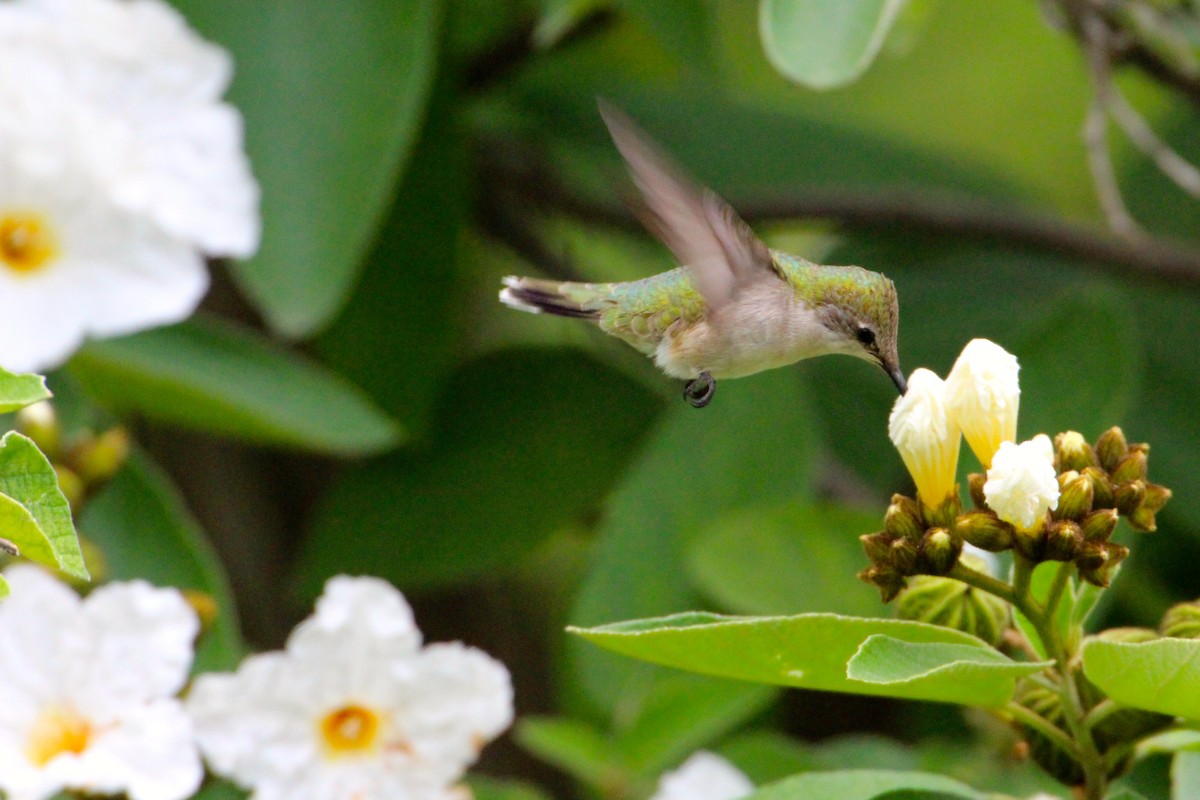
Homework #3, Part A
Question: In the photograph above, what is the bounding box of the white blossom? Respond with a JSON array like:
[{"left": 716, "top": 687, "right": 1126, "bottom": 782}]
[
  {"left": 188, "top": 576, "right": 514, "bottom": 800},
  {"left": 984, "top": 435, "right": 1060, "bottom": 532},
  {"left": 650, "top": 752, "right": 753, "bottom": 800},
  {"left": 944, "top": 338, "right": 1020, "bottom": 469},
  {"left": 888, "top": 368, "right": 961, "bottom": 510},
  {"left": 0, "top": 564, "right": 202, "bottom": 800}
]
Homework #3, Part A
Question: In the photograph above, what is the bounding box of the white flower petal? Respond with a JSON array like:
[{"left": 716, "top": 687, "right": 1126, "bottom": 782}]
[
  {"left": 888, "top": 368, "right": 961, "bottom": 509},
  {"left": 944, "top": 338, "right": 1020, "bottom": 469},
  {"left": 651, "top": 752, "right": 754, "bottom": 800},
  {"left": 984, "top": 435, "right": 1060, "bottom": 531}
]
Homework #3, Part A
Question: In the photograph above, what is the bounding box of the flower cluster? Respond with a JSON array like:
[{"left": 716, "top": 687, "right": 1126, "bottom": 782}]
[
  {"left": 0, "top": 569, "right": 513, "bottom": 800},
  {"left": 859, "top": 339, "right": 1170, "bottom": 601},
  {"left": 0, "top": 0, "right": 259, "bottom": 373}
]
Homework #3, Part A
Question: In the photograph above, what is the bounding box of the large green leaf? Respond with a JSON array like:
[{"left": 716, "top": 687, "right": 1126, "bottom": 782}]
[
  {"left": 759, "top": 0, "right": 909, "bottom": 89},
  {"left": 79, "top": 450, "right": 244, "bottom": 672},
  {"left": 0, "top": 492, "right": 56, "bottom": 571},
  {"left": 68, "top": 318, "right": 402, "bottom": 456},
  {"left": 515, "top": 717, "right": 614, "bottom": 791},
  {"left": 845, "top": 636, "right": 1051, "bottom": 697},
  {"left": 295, "top": 347, "right": 660, "bottom": 594},
  {"left": 743, "top": 769, "right": 985, "bottom": 800},
  {"left": 0, "top": 432, "right": 86, "bottom": 580},
  {"left": 172, "top": 0, "right": 441, "bottom": 336},
  {"left": 567, "top": 367, "right": 820, "bottom": 716},
  {"left": 571, "top": 612, "right": 1031, "bottom": 707},
  {"left": 1082, "top": 637, "right": 1200, "bottom": 721},
  {"left": 0, "top": 368, "right": 50, "bottom": 413},
  {"left": 688, "top": 501, "right": 885, "bottom": 617}
]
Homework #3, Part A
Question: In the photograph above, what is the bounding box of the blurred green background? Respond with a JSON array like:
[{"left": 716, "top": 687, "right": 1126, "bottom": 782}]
[{"left": 51, "top": 1, "right": 1200, "bottom": 798}]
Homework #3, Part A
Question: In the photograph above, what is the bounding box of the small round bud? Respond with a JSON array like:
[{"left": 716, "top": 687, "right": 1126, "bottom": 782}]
[
  {"left": 1095, "top": 627, "right": 1159, "bottom": 644},
  {"left": 860, "top": 532, "right": 893, "bottom": 563},
  {"left": 53, "top": 465, "right": 86, "bottom": 513},
  {"left": 1055, "top": 472, "right": 1094, "bottom": 520},
  {"left": 896, "top": 575, "right": 1010, "bottom": 646},
  {"left": 889, "top": 536, "right": 919, "bottom": 574},
  {"left": 920, "top": 527, "right": 960, "bottom": 575},
  {"left": 954, "top": 510, "right": 1014, "bottom": 552},
  {"left": 922, "top": 491, "right": 962, "bottom": 530},
  {"left": 1161, "top": 600, "right": 1200, "bottom": 640},
  {"left": 1080, "top": 508, "right": 1119, "bottom": 543},
  {"left": 1011, "top": 525, "right": 1046, "bottom": 562},
  {"left": 1142, "top": 482, "right": 1172, "bottom": 513},
  {"left": 1054, "top": 431, "right": 1097, "bottom": 473},
  {"left": 1078, "top": 542, "right": 1128, "bottom": 587},
  {"left": 967, "top": 472, "right": 987, "bottom": 510},
  {"left": 1096, "top": 427, "right": 1128, "bottom": 472},
  {"left": 884, "top": 495, "right": 925, "bottom": 541},
  {"left": 858, "top": 563, "right": 906, "bottom": 603},
  {"left": 1111, "top": 450, "right": 1147, "bottom": 485},
  {"left": 1114, "top": 480, "right": 1146, "bottom": 516},
  {"left": 1082, "top": 466, "right": 1114, "bottom": 508},
  {"left": 15, "top": 400, "right": 61, "bottom": 460},
  {"left": 72, "top": 427, "right": 131, "bottom": 485},
  {"left": 1044, "top": 520, "right": 1081, "bottom": 562}
]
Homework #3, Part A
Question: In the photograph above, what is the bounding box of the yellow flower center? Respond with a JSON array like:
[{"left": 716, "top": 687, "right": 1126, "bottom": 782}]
[
  {"left": 319, "top": 704, "right": 382, "bottom": 757},
  {"left": 26, "top": 707, "right": 92, "bottom": 766},
  {"left": 0, "top": 211, "right": 58, "bottom": 274}
]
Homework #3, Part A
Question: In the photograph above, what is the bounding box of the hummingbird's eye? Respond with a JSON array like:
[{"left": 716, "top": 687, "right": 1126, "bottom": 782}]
[{"left": 856, "top": 326, "right": 876, "bottom": 347}]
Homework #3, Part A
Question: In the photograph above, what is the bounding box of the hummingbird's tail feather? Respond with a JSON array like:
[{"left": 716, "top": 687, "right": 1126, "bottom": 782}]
[{"left": 499, "top": 276, "right": 605, "bottom": 321}]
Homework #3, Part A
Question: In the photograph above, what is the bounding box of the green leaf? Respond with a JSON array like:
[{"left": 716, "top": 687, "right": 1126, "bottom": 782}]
[
  {"left": 0, "top": 575, "right": 8, "bottom": 598},
  {"left": 571, "top": 612, "right": 1030, "bottom": 707},
  {"left": 0, "top": 368, "right": 50, "bottom": 413},
  {"left": 1082, "top": 638, "right": 1200, "bottom": 721},
  {"left": 515, "top": 717, "right": 614, "bottom": 790},
  {"left": 295, "top": 348, "right": 660, "bottom": 593},
  {"left": 1105, "top": 790, "right": 1150, "bottom": 800},
  {"left": 0, "top": 492, "right": 56, "bottom": 569},
  {"left": 1174, "top": 749, "right": 1200, "bottom": 800},
  {"left": 173, "top": 0, "right": 442, "bottom": 336},
  {"left": 845, "top": 636, "right": 1051, "bottom": 698},
  {"left": 68, "top": 318, "right": 402, "bottom": 456},
  {"left": 759, "top": 0, "right": 910, "bottom": 89},
  {"left": 688, "top": 501, "right": 886, "bottom": 617},
  {"left": 742, "top": 769, "right": 986, "bottom": 800},
  {"left": 468, "top": 776, "right": 555, "bottom": 800},
  {"left": 0, "top": 432, "right": 86, "bottom": 580},
  {"left": 79, "top": 450, "right": 244, "bottom": 672},
  {"left": 192, "top": 779, "right": 247, "bottom": 800}
]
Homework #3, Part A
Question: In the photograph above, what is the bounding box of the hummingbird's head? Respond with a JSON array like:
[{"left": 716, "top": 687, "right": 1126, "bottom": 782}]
[{"left": 817, "top": 268, "right": 906, "bottom": 395}]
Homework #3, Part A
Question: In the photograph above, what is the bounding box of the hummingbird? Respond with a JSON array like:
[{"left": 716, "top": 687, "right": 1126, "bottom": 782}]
[{"left": 499, "top": 100, "right": 906, "bottom": 407}]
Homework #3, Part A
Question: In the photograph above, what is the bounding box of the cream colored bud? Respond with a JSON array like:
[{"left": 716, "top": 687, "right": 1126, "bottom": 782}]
[
  {"left": 1054, "top": 430, "right": 1096, "bottom": 472},
  {"left": 944, "top": 339, "right": 1020, "bottom": 469},
  {"left": 983, "top": 435, "right": 1059, "bottom": 532},
  {"left": 889, "top": 369, "right": 961, "bottom": 513}
]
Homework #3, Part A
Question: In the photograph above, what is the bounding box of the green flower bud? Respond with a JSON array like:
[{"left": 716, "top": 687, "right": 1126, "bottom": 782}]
[
  {"left": 860, "top": 531, "right": 893, "bottom": 563},
  {"left": 858, "top": 563, "right": 907, "bottom": 603},
  {"left": 1129, "top": 482, "right": 1173, "bottom": 532},
  {"left": 53, "top": 465, "right": 86, "bottom": 513},
  {"left": 920, "top": 527, "right": 960, "bottom": 575},
  {"left": 922, "top": 491, "right": 962, "bottom": 530},
  {"left": 1111, "top": 450, "right": 1148, "bottom": 485},
  {"left": 1055, "top": 472, "right": 1094, "bottom": 520},
  {"left": 884, "top": 494, "right": 925, "bottom": 541},
  {"left": 1096, "top": 427, "right": 1128, "bottom": 472},
  {"left": 1080, "top": 508, "right": 1119, "bottom": 542},
  {"left": 1078, "top": 542, "right": 1128, "bottom": 587},
  {"left": 72, "top": 427, "right": 131, "bottom": 485},
  {"left": 889, "top": 537, "right": 920, "bottom": 574},
  {"left": 15, "top": 400, "right": 61, "bottom": 461},
  {"left": 1083, "top": 466, "right": 1114, "bottom": 509},
  {"left": 1054, "top": 430, "right": 1097, "bottom": 473},
  {"left": 1095, "top": 627, "right": 1160, "bottom": 644},
  {"left": 1011, "top": 524, "right": 1046, "bottom": 562},
  {"left": 967, "top": 472, "right": 987, "bottom": 510},
  {"left": 955, "top": 510, "right": 1014, "bottom": 552},
  {"left": 1161, "top": 600, "right": 1200, "bottom": 639},
  {"left": 1044, "top": 519, "right": 1081, "bottom": 562},
  {"left": 896, "top": 574, "right": 1010, "bottom": 646},
  {"left": 1114, "top": 480, "right": 1146, "bottom": 516}
]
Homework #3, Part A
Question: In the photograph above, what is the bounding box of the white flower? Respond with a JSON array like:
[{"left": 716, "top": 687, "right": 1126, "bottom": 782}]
[
  {"left": 944, "top": 339, "right": 1020, "bottom": 469},
  {"left": 0, "top": 564, "right": 202, "bottom": 800},
  {"left": 984, "top": 435, "right": 1060, "bottom": 532},
  {"left": 650, "top": 752, "right": 753, "bottom": 800},
  {"left": 0, "top": 0, "right": 259, "bottom": 372},
  {"left": 187, "top": 576, "right": 514, "bottom": 800},
  {"left": 889, "top": 368, "right": 961, "bottom": 510}
]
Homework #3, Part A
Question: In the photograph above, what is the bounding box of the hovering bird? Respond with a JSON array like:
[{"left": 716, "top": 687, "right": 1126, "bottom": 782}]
[{"left": 500, "top": 100, "right": 906, "bottom": 407}]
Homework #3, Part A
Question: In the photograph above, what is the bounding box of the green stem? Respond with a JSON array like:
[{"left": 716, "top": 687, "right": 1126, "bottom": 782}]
[
  {"left": 1083, "top": 698, "right": 1121, "bottom": 731},
  {"left": 1043, "top": 562, "right": 1075, "bottom": 622},
  {"left": 948, "top": 562, "right": 1021, "bottom": 606},
  {"left": 1004, "top": 701, "right": 1080, "bottom": 757},
  {"left": 1012, "top": 552, "right": 1035, "bottom": 602}
]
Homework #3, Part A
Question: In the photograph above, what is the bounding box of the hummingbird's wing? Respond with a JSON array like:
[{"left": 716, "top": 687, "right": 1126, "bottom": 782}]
[{"left": 597, "top": 99, "right": 773, "bottom": 311}]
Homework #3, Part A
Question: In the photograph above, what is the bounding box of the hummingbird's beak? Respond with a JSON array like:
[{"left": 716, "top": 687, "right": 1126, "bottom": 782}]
[{"left": 883, "top": 362, "right": 908, "bottom": 395}]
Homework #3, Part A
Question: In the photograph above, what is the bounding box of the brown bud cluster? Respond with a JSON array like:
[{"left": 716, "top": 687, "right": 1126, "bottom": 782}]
[
  {"left": 858, "top": 493, "right": 964, "bottom": 602},
  {"left": 1087, "top": 428, "right": 1171, "bottom": 532}
]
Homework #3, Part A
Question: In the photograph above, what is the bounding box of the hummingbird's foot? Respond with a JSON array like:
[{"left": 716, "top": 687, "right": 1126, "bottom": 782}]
[{"left": 683, "top": 371, "right": 716, "bottom": 408}]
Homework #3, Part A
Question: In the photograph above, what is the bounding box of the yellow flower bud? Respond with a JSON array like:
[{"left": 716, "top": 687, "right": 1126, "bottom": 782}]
[
  {"left": 943, "top": 339, "right": 1020, "bottom": 469},
  {"left": 889, "top": 369, "right": 961, "bottom": 514}
]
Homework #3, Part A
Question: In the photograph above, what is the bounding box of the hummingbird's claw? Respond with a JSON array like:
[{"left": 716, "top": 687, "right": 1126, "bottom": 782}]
[{"left": 683, "top": 371, "right": 716, "bottom": 408}]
